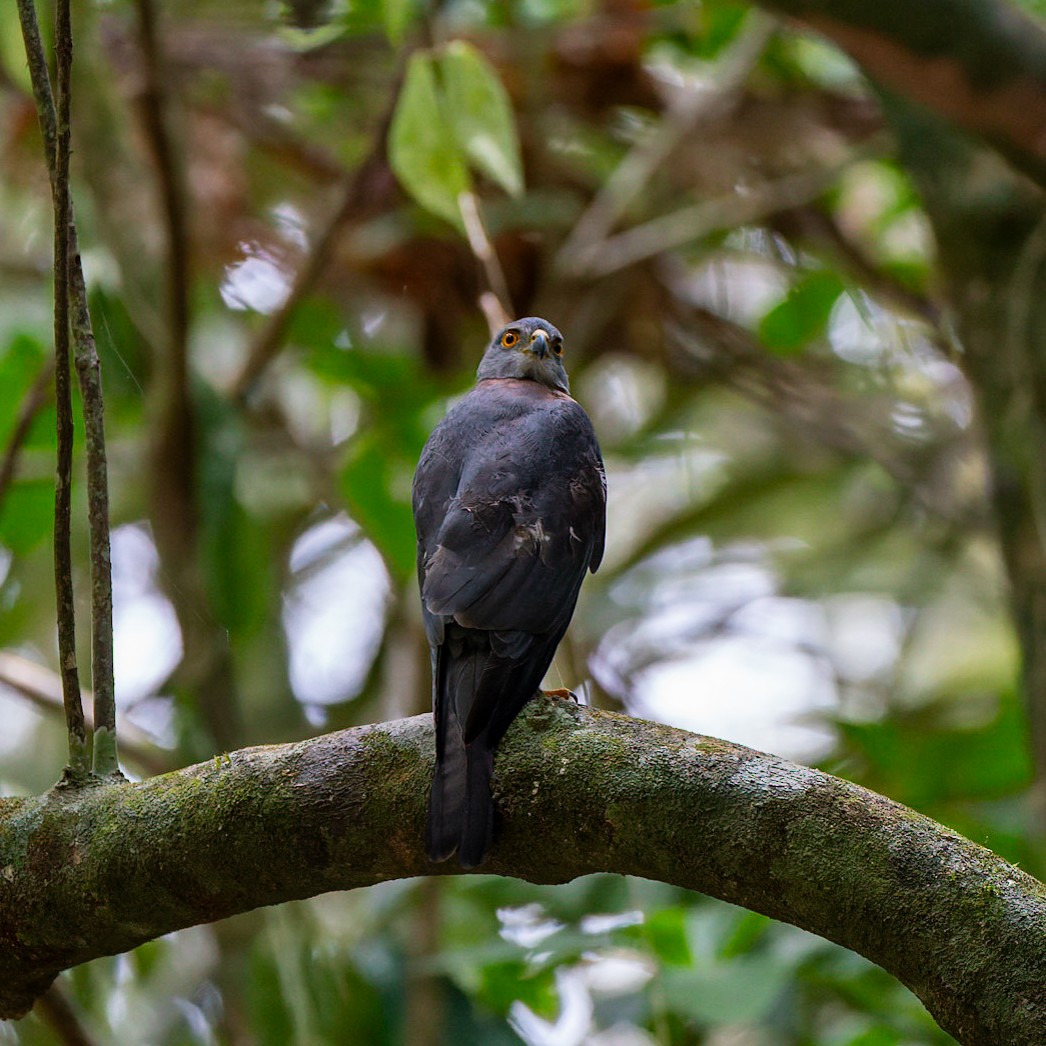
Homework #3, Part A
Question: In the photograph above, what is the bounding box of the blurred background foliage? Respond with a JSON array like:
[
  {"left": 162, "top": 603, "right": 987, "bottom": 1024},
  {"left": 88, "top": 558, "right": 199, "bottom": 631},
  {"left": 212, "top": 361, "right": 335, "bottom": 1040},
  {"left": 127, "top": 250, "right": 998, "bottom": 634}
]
[{"left": 0, "top": 0, "right": 1035, "bottom": 1042}]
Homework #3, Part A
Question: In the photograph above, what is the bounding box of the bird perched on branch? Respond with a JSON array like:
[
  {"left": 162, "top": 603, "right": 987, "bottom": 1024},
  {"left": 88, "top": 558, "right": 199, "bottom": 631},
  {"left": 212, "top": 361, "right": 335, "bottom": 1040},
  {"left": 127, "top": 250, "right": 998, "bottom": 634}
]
[{"left": 412, "top": 317, "right": 606, "bottom": 867}]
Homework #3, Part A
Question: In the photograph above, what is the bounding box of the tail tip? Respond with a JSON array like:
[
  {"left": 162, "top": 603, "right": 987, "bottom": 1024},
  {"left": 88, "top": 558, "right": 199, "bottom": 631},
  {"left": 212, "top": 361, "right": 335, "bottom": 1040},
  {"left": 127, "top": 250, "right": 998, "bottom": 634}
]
[
  {"left": 425, "top": 824, "right": 459, "bottom": 865},
  {"left": 424, "top": 835, "right": 492, "bottom": 868}
]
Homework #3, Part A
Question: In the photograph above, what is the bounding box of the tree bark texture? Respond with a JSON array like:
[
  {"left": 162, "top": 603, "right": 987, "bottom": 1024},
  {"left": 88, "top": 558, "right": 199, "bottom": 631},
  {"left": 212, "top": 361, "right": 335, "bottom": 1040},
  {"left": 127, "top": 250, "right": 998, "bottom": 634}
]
[{"left": 2, "top": 702, "right": 1044, "bottom": 1043}]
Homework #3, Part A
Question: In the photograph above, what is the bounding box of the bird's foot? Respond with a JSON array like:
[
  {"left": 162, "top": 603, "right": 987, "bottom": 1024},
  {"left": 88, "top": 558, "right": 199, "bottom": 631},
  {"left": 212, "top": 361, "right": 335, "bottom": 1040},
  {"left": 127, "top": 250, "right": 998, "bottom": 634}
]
[{"left": 541, "top": 687, "right": 578, "bottom": 703}]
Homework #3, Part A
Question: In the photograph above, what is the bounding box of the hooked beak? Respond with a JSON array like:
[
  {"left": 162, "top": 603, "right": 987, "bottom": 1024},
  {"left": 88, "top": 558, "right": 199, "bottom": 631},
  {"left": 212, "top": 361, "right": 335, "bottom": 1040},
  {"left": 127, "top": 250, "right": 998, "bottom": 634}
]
[{"left": 529, "top": 329, "right": 551, "bottom": 359}]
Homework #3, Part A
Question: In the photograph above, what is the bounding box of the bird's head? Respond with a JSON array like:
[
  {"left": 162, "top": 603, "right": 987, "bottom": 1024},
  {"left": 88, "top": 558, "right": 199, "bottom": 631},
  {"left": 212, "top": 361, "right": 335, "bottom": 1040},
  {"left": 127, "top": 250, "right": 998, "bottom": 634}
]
[{"left": 476, "top": 317, "right": 569, "bottom": 394}]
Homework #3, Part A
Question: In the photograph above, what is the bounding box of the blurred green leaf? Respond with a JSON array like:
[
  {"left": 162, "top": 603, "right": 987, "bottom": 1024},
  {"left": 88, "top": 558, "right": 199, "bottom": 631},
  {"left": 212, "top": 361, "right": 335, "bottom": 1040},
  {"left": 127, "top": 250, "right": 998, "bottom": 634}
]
[
  {"left": 440, "top": 41, "right": 524, "bottom": 198},
  {"left": 333, "top": 0, "right": 386, "bottom": 35},
  {"left": 0, "top": 480, "right": 53, "bottom": 555},
  {"left": 479, "top": 960, "right": 557, "bottom": 1015},
  {"left": 695, "top": 2, "right": 751, "bottom": 58},
  {"left": 307, "top": 336, "right": 450, "bottom": 579},
  {"left": 759, "top": 270, "right": 845, "bottom": 355},
  {"left": 661, "top": 954, "right": 789, "bottom": 1024},
  {"left": 836, "top": 692, "right": 1032, "bottom": 808},
  {"left": 128, "top": 938, "right": 166, "bottom": 981},
  {"left": 247, "top": 946, "right": 296, "bottom": 1045},
  {"left": 644, "top": 908, "right": 692, "bottom": 966},
  {"left": 795, "top": 944, "right": 953, "bottom": 1039},
  {"left": 313, "top": 954, "right": 393, "bottom": 1045},
  {"left": 206, "top": 496, "right": 274, "bottom": 636},
  {"left": 0, "top": 2, "right": 33, "bottom": 93},
  {"left": 881, "top": 257, "right": 931, "bottom": 291},
  {"left": 847, "top": 1027, "right": 904, "bottom": 1045},
  {"left": 718, "top": 909, "right": 772, "bottom": 960},
  {"left": 0, "top": 334, "right": 48, "bottom": 445},
  {"left": 389, "top": 53, "right": 471, "bottom": 228},
  {"left": 381, "top": 0, "right": 414, "bottom": 43},
  {"left": 197, "top": 392, "right": 275, "bottom": 637},
  {"left": 340, "top": 430, "right": 416, "bottom": 580},
  {"left": 90, "top": 287, "right": 149, "bottom": 420}
]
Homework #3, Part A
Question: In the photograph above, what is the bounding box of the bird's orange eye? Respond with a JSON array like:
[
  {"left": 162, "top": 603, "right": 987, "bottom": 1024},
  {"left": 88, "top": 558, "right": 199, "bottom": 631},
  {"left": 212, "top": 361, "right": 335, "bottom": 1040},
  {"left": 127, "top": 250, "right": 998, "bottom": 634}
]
[
  {"left": 501, "top": 330, "right": 519, "bottom": 348},
  {"left": 552, "top": 339, "right": 563, "bottom": 356}
]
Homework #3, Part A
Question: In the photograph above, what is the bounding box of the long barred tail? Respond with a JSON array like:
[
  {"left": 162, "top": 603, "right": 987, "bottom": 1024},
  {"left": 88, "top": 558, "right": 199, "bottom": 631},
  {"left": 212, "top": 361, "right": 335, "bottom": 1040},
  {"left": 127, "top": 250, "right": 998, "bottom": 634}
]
[
  {"left": 425, "top": 712, "right": 466, "bottom": 862},
  {"left": 426, "top": 733, "right": 496, "bottom": 868},
  {"left": 426, "top": 640, "right": 496, "bottom": 866},
  {"left": 427, "top": 628, "right": 559, "bottom": 867},
  {"left": 457, "top": 742, "right": 496, "bottom": 868},
  {"left": 426, "top": 636, "right": 508, "bottom": 868}
]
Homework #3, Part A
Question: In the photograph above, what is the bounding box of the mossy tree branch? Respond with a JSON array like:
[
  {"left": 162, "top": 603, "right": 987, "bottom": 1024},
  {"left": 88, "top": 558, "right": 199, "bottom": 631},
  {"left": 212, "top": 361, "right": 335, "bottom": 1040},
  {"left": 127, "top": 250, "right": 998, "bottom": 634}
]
[{"left": 1, "top": 702, "right": 1044, "bottom": 1043}]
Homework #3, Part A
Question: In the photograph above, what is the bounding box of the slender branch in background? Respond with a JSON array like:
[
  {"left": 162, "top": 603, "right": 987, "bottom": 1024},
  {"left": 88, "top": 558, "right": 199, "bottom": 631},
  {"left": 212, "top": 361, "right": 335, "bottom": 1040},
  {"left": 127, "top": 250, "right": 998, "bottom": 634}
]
[
  {"left": 230, "top": 69, "right": 400, "bottom": 402},
  {"left": 577, "top": 154, "right": 878, "bottom": 279},
  {"left": 135, "top": 0, "right": 191, "bottom": 373},
  {"left": 34, "top": 983, "right": 97, "bottom": 1046},
  {"left": 17, "top": 0, "right": 118, "bottom": 779},
  {"left": 0, "top": 360, "right": 54, "bottom": 514},
  {"left": 50, "top": 0, "right": 89, "bottom": 781},
  {"left": 403, "top": 878, "right": 445, "bottom": 1046},
  {"left": 557, "top": 10, "right": 778, "bottom": 276},
  {"left": 0, "top": 651, "right": 169, "bottom": 777},
  {"left": 133, "top": 0, "right": 247, "bottom": 754},
  {"left": 230, "top": 187, "right": 351, "bottom": 400},
  {"left": 133, "top": 0, "right": 197, "bottom": 571},
  {"left": 458, "top": 191, "right": 512, "bottom": 332}
]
